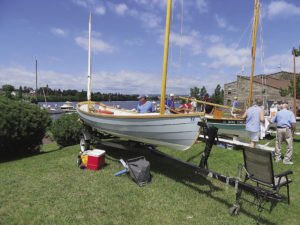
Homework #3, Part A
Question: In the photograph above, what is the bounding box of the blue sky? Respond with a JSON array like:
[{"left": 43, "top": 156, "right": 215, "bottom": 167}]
[{"left": 0, "top": 0, "right": 300, "bottom": 95}]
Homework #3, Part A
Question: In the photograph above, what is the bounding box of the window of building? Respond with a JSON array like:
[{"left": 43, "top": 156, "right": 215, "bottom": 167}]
[{"left": 228, "top": 88, "right": 232, "bottom": 95}]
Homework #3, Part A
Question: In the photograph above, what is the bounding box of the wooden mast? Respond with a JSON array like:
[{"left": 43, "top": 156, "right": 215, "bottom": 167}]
[
  {"left": 248, "top": 0, "right": 260, "bottom": 106},
  {"left": 160, "top": 0, "right": 172, "bottom": 115}
]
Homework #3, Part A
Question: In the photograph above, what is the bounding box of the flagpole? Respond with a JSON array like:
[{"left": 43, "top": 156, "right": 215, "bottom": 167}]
[
  {"left": 87, "top": 12, "right": 92, "bottom": 102},
  {"left": 294, "top": 53, "right": 296, "bottom": 116}
]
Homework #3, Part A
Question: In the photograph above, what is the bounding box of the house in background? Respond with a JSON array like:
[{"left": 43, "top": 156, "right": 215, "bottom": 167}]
[{"left": 224, "top": 71, "right": 300, "bottom": 110}]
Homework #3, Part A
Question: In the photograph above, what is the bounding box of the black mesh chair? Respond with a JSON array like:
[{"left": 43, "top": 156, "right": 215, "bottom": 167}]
[{"left": 243, "top": 147, "right": 293, "bottom": 204}]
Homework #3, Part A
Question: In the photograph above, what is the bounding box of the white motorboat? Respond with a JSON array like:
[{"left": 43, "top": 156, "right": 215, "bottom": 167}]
[{"left": 60, "top": 101, "right": 76, "bottom": 112}]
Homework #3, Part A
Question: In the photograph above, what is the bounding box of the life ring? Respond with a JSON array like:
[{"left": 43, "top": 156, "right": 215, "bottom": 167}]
[{"left": 96, "top": 109, "right": 114, "bottom": 114}]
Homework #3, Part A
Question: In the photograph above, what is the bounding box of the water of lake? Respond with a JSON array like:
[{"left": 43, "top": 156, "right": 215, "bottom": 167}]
[{"left": 39, "top": 101, "right": 141, "bottom": 120}]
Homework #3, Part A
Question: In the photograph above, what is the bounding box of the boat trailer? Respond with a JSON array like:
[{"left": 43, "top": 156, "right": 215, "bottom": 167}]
[
  {"left": 81, "top": 122, "right": 284, "bottom": 223},
  {"left": 149, "top": 122, "right": 284, "bottom": 223}
]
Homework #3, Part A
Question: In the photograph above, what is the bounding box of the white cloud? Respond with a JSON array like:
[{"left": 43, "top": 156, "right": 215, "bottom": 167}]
[
  {"left": 71, "top": 0, "right": 106, "bottom": 16},
  {"left": 267, "top": 1, "right": 300, "bottom": 18},
  {"left": 139, "top": 12, "right": 162, "bottom": 29},
  {"left": 114, "top": 3, "right": 128, "bottom": 15},
  {"left": 263, "top": 52, "right": 300, "bottom": 73},
  {"left": 95, "top": 5, "right": 106, "bottom": 15},
  {"left": 205, "top": 35, "right": 222, "bottom": 43},
  {"left": 214, "top": 14, "right": 237, "bottom": 32},
  {"left": 124, "top": 38, "right": 144, "bottom": 47},
  {"left": 215, "top": 14, "right": 226, "bottom": 28},
  {"left": 159, "top": 30, "right": 202, "bottom": 55},
  {"left": 51, "top": 28, "right": 67, "bottom": 37},
  {"left": 75, "top": 35, "right": 117, "bottom": 54},
  {"left": 196, "top": 0, "right": 208, "bottom": 13},
  {"left": 71, "top": 0, "right": 88, "bottom": 8},
  {"left": 207, "top": 45, "right": 250, "bottom": 69},
  {"left": 0, "top": 65, "right": 213, "bottom": 95}
]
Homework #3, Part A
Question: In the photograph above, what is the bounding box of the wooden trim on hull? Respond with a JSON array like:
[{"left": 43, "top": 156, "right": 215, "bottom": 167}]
[{"left": 77, "top": 101, "right": 205, "bottom": 119}]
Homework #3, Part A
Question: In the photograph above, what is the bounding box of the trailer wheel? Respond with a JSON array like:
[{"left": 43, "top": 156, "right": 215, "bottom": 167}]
[
  {"left": 229, "top": 204, "right": 240, "bottom": 216},
  {"left": 80, "top": 137, "right": 90, "bottom": 152}
]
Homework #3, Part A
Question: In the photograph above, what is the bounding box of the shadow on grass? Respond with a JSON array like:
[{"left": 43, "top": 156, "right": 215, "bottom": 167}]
[
  {"left": 0, "top": 145, "right": 61, "bottom": 164},
  {"left": 94, "top": 140, "right": 276, "bottom": 225}
]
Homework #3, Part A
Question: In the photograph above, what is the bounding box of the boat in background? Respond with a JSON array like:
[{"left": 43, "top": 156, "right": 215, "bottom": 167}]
[
  {"left": 41, "top": 104, "right": 64, "bottom": 114},
  {"left": 60, "top": 101, "right": 76, "bottom": 112},
  {"left": 183, "top": 0, "right": 265, "bottom": 139},
  {"left": 77, "top": 7, "right": 204, "bottom": 151}
]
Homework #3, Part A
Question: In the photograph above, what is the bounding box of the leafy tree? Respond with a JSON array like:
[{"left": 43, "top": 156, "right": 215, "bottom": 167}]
[
  {"left": 51, "top": 113, "right": 83, "bottom": 147},
  {"left": 292, "top": 47, "right": 300, "bottom": 57},
  {"left": 18, "top": 86, "right": 23, "bottom": 99},
  {"left": 0, "top": 96, "right": 51, "bottom": 155},
  {"left": 2, "top": 84, "right": 15, "bottom": 98},
  {"left": 190, "top": 86, "right": 200, "bottom": 98},
  {"left": 279, "top": 75, "right": 300, "bottom": 98},
  {"left": 279, "top": 88, "right": 289, "bottom": 97},
  {"left": 211, "top": 84, "right": 224, "bottom": 104},
  {"left": 287, "top": 75, "right": 300, "bottom": 99},
  {"left": 199, "top": 86, "right": 207, "bottom": 99}
]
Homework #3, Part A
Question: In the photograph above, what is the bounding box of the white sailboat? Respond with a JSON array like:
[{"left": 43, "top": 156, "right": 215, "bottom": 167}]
[{"left": 77, "top": 6, "right": 204, "bottom": 151}]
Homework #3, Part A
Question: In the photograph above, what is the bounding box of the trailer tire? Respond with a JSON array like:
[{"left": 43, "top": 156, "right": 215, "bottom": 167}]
[{"left": 80, "top": 137, "right": 90, "bottom": 152}]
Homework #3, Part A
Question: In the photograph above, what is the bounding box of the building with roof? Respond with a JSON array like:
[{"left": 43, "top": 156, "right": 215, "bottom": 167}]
[{"left": 224, "top": 71, "right": 300, "bottom": 109}]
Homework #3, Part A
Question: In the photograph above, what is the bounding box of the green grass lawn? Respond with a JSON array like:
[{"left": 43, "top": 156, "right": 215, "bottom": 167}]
[{"left": 0, "top": 135, "right": 299, "bottom": 225}]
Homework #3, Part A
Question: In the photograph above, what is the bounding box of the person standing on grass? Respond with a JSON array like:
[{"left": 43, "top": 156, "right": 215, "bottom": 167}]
[
  {"left": 241, "top": 98, "right": 265, "bottom": 148},
  {"left": 271, "top": 101, "right": 296, "bottom": 165}
]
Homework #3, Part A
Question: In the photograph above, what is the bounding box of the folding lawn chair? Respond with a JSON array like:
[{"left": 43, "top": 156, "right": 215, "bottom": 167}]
[{"left": 243, "top": 146, "right": 293, "bottom": 204}]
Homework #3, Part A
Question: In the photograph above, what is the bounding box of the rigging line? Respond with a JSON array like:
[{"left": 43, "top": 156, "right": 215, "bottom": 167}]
[
  {"left": 258, "top": 5, "right": 268, "bottom": 106},
  {"left": 259, "top": 5, "right": 266, "bottom": 75},
  {"left": 169, "top": 0, "right": 175, "bottom": 74},
  {"left": 178, "top": 0, "right": 184, "bottom": 73},
  {"left": 231, "top": 17, "right": 253, "bottom": 74},
  {"left": 236, "top": 17, "right": 253, "bottom": 51},
  {"left": 246, "top": 16, "right": 254, "bottom": 56}
]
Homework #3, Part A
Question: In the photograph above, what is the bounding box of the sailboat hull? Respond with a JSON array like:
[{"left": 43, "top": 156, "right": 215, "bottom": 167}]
[{"left": 77, "top": 102, "right": 203, "bottom": 151}]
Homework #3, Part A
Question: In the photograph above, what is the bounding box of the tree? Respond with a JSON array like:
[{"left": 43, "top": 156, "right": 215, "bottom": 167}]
[
  {"left": 2, "top": 84, "right": 15, "bottom": 98},
  {"left": 199, "top": 86, "right": 207, "bottom": 99},
  {"left": 279, "top": 75, "right": 300, "bottom": 99},
  {"left": 292, "top": 47, "right": 300, "bottom": 57},
  {"left": 0, "top": 96, "right": 51, "bottom": 155},
  {"left": 211, "top": 84, "right": 224, "bottom": 104},
  {"left": 190, "top": 86, "right": 200, "bottom": 98},
  {"left": 18, "top": 86, "right": 23, "bottom": 99}
]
